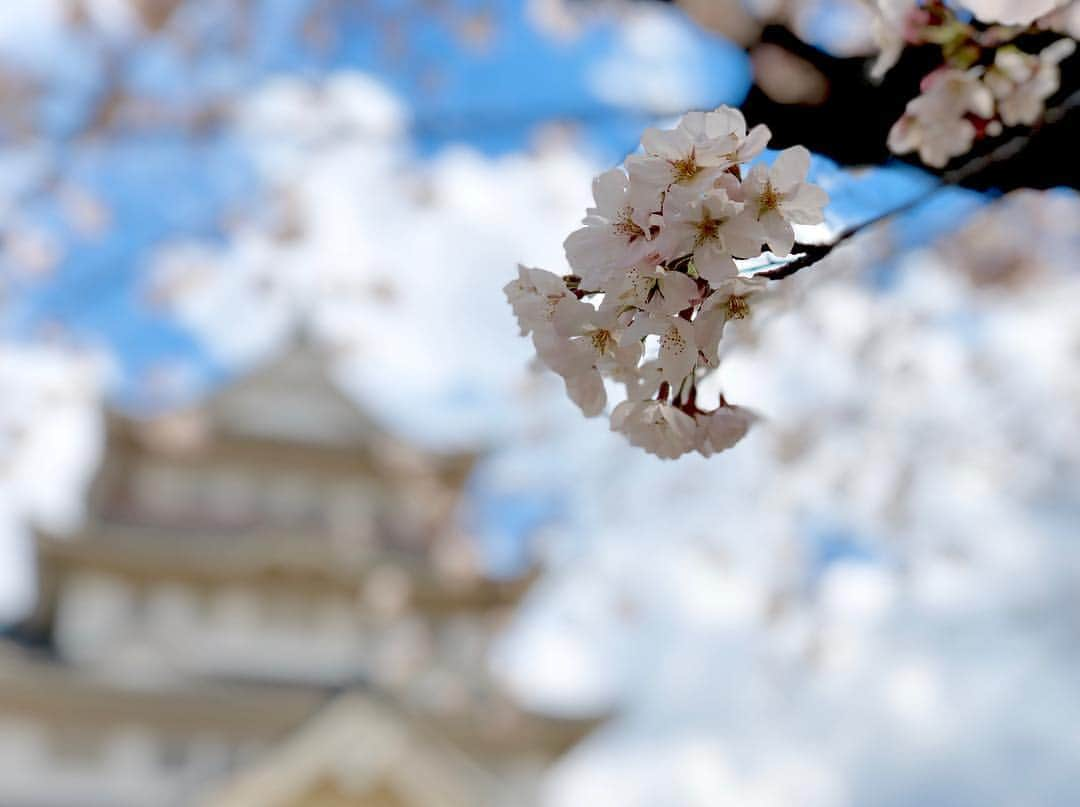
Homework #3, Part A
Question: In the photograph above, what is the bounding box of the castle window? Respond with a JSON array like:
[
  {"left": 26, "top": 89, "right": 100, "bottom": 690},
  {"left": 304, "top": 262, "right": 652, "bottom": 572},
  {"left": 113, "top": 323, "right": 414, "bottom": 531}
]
[
  {"left": 262, "top": 472, "right": 320, "bottom": 527},
  {"left": 203, "top": 467, "right": 256, "bottom": 525}
]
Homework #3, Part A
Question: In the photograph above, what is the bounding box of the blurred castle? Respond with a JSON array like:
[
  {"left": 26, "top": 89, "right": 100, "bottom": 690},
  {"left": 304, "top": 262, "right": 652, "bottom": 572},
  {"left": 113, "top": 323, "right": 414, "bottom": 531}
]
[{"left": 2, "top": 347, "right": 586, "bottom": 806}]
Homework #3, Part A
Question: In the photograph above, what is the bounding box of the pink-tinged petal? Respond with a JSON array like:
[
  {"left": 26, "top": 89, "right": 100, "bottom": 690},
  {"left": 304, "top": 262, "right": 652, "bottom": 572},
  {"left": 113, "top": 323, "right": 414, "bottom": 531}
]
[
  {"left": 694, "top": 246, "right": 738, "bottom": 285},
  {"left": 738, "top": 124, "right": 771, "bottom": 161},
  {"left": 638, "top": 127, "right": 666, "bottom": 156},
  {"left": 705, "top": 405, "right": 755, "bottom": 453},
  {"left": 656, "top": 271, "right": 698, "bottom": 313},
  {"left": 551, "top": 296, "right": 594, "bottom": 339},
  {"left": 700, "top": 189, "right": 741, "bottom": 222},
  {"left": 784, "top": 184, "right": 829, "bottom": 225},
  {"left": 664, "top": 182, "right": 707, "bottom": 215},
  {"left": 1001, "top": 94, "right": 1041, "bottom": 127},
  {"left": 641, "top": 126, "right": 689, "bottom": 160},
  {"left": 591, "top": 168, "right": 628, "bottom": 214},
  {"left": 652, "top": 221, "right": 695, "bottom": 266},
  {"left": 613, "top": 340, "right": 643, "bottom": 369},
  {"left": 658, "top": 319, "right": 697, "bottom": 384},
  {"left": 962, "top": 0, "right": 1059, "bottom": 26},
  {"left": 622, "top": 312, "right": 666, "bottom": 345},
  {"left": 710, "top": 274, "right": 769, "bottom": 301},
  {"left": 714, "top": 171, "right": 744, "bottom": 202},
  {"left": 993, "top": 49, "right": 1031, "bottom": 82},
  {"left": 762, "top": 212, "right": 796, "bottom": 257},
  {"left": 704, "top": 106, "right": 747, "bottom": 140},
  {"left": 630, "top": 203, "right": 663, "bottom": 235},
  {"left": 532, "top": 328, "right": 577, "bottom": 377},
  {"left": 563, "top": 226, "right": 618, "bottom": 286},
  {"left": 624, "top": 362, "right": 663, "bottom": 402},
  {"left": 770, "top": 146, "right": 811, "bottom": 192},
  {"left": 692, "top": 142, "right": 735, "bottom": 170},
  {"left": 564, "top": 370, "right": 606, "bottom": 417},
  {"left": 678, "top": 110, "right": 708, "bottom": 140},
  {"left": 741, "top": 163, "right": 769, "bottom": 198},
  {"left": 626, "top": 155, "right": 674, "bottom": 222},
  {"left": 727, "top": 233, "right": 765, "bottom": 260},
  {"left": 725, "top": 211, "right": 765, "bottom": 258},
  {"left": 625, "top": 154, "right": 674, "bottom": 186},
  {"left": 692, "top": 307, "right": 726, "bottom": 368},
  {"left": 967, "top": 84, "right": 995, "bottom": 119},
  {"left": 887, "top": 116, "right": 919, "bottom": 155},
  {"left": 609, "top": 399, "right": 636, "bottom": 431},
  {"left": 1043, "top": 38, "right": 1076, "bottom": 64},
  {"left": 661, "top": 403, "right": 699, "bottom": 446},
  {"left": 920, "top": 119, "right": 975, "bottom": 168}
]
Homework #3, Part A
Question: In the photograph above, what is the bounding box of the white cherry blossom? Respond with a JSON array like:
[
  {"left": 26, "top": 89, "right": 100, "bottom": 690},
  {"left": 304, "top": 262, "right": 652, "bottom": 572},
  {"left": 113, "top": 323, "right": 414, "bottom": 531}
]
[
  {"left": 694, "top": 274, "right": 774, "bottom": 368},
  {"left": 624, "top": 313, "right": 699, "bottom": 386},
  {"left": 960, "top": 0, "right": 1067, "bottom": 25},
  {"left": 508, "top": 105, "right": 828, "bottom": 458},
  {"left": 659, "top": 184, "right": 764, "bottom": 284},
  {"left": 985, "top": 40, "right": 1076, "bottom": 127},
  {"left": 741, "top": 146, "right": 829, "bottom": 257},
  {"left": 625, "top": 123, "right": 731, "bottom": 227},
  {"left": 610, "top": 399, "right": 698, "bottom": 459},
  {"left": 866, "top": 0, "right": 919, "bottom": 80},
  {"left": 537, "top": 302, "right": 641, "bottom": 417},
  {"left": 554, "top": 355, "right": 608, "bottom": 417},
  {"left": 698, "top": 404, "right": 756, "bottom": 456},
  {"left": 1040, "top": 3, "right": 1080, "bottom": 38},
  {"left": 504, "top": 264, "right": 577, "bottom": 337},
  {"left": 887, "top": 68, "right": 995, "bottom": 167},
  {"left": 697, "top": 106, "right": 772, "bottom": 164},
  {"left": 564, "top": 168, "right": 659, "bottom": 287},
  {"left": 604, "top": 264, "right": 700, "bottom": 316},
  {"left": 706, "top": 274, "right": 772, "bottom": 317},
  {"left": 624, "top": 107, "right": 769, "bottom": 228}
]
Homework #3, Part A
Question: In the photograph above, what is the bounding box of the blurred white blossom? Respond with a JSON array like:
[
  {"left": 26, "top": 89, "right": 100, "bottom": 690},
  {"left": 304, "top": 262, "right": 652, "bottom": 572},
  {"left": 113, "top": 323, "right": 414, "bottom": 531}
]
[
  {"left": 497, "top": 188, "right": 1080, "bottom": 807},
  {"left": 0, "top": 346, "right": 105, "bottom": 620},
  {"left": 888, "top": 68, "right": 995, "bottom": 167},
  {"left": 985, "top": 39, "right": 1076, "bottom": 127},
  {"left": 961, "top": 0, "right": 1067, "bottom": 24}
]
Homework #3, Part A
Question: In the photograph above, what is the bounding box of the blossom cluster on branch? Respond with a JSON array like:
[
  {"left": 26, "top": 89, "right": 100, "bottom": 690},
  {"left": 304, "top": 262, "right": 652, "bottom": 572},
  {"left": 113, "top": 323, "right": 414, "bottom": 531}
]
[
  {"left": 869, "top": 0, "right": 1077, "bottom": 166},
  {"left": 506, "top": 107, "right": 827, "bottom": 459}
]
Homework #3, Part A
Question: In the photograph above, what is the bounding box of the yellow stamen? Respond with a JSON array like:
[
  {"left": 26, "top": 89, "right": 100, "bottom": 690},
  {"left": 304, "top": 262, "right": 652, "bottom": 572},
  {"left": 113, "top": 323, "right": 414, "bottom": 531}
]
[{"left": 758, "top": 181, "right": 781, "bottom": 218}]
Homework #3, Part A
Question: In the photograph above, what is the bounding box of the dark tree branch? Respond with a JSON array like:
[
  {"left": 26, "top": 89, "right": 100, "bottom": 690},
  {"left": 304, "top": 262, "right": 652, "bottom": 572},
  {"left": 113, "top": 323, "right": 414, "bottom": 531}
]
[
  {"left": 740, "top": 23, "right": 1080, "bottom": 191},
  {"left": 754, "top": 86, "right": 1080, "bottom": 282}
]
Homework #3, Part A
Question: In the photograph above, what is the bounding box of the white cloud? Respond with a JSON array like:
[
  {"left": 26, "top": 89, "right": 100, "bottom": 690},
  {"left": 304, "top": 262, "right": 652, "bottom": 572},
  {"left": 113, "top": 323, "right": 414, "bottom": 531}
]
[
  {"left": 0, "top": 345, "right": 106, "bottom": 622},
  {"left": 586, "top": 6, "right": 712, "bottom": 115}
]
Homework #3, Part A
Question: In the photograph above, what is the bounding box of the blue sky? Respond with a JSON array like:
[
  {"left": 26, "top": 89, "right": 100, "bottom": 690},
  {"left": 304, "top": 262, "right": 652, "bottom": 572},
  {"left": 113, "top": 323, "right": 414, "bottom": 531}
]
[
  {"left": 0, "top": 0, "right": 1004, "bottom": 582},
  {"left": 0, "top": 0, "right": 993, "bottom": 415},
  {"left": 0, "top": 0, "right": 756, "bottom": 411}
]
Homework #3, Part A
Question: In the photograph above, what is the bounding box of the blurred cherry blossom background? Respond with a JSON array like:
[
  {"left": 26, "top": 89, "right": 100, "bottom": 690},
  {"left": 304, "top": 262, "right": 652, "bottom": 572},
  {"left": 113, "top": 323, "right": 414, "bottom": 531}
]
[{"left": 1, "top": 1, "right": 1078, "bottom": 805}]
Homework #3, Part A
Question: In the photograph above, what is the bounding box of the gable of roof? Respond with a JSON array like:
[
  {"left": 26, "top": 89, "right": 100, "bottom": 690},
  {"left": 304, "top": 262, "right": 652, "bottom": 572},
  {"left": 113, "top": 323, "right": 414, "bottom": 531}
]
[{"left": 203, "top": 693, "right": 498, "bottom": 807}]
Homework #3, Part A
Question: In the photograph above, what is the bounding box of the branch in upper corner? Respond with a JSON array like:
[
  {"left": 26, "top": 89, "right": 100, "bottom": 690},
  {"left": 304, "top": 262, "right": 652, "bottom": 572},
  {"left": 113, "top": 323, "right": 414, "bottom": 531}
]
[{"left": 754, "top": 86, "right": 1080, "bottom": 283}]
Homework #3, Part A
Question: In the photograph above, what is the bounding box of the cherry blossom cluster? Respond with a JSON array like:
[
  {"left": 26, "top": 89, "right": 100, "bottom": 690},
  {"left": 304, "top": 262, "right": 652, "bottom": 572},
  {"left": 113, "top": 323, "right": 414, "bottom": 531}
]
[
  {"left": 869, "top": 1, "right": 1077, "bottom": 167},
  {"left": 506, "top": 107, "right": 828, "bottom": 459}
]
